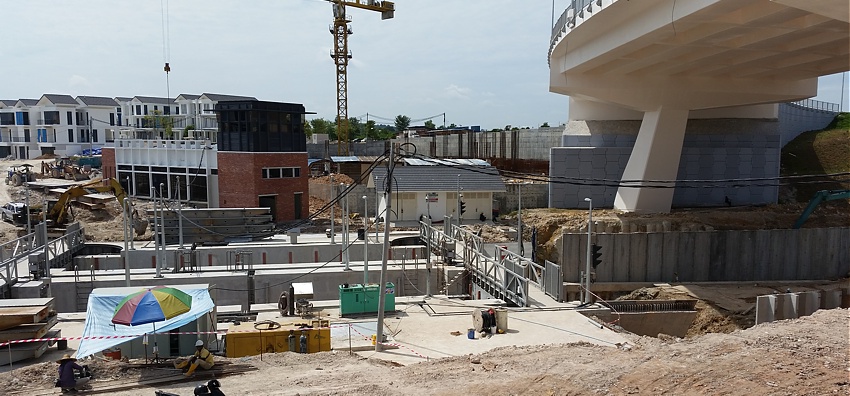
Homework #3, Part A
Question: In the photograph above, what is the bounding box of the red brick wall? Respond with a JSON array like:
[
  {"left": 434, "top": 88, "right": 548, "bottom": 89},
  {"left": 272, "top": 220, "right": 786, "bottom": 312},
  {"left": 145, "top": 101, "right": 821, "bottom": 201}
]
[
  {"left": 101, "top": 147, "right": 116, "bottom": 180},
  {"left": 217, "top": 152, "right": 309, "bottom": 222}
]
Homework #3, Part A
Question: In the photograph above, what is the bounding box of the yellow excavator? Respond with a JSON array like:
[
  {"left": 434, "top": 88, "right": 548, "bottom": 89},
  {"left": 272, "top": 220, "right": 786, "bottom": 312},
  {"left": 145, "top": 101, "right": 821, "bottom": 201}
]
[{"left": 43, "top": 178, "right": 148, "bottom": 235}]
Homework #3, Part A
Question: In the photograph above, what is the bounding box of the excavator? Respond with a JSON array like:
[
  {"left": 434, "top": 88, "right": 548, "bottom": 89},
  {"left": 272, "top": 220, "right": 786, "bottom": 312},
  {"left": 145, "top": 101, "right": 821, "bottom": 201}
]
[{"left": 41, "top": 178, "right": 148, "bottom": 235}]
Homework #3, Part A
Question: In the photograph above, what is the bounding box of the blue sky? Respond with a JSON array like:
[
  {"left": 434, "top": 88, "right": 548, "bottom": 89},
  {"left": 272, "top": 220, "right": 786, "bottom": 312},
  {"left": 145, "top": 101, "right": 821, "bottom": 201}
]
[{"left": 1, "top": 1, "right": 846, "bottom": 130}]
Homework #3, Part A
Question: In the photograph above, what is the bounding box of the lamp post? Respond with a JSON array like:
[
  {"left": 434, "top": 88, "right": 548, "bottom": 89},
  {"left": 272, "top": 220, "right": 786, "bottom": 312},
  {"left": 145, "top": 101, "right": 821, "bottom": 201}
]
[
  {"left": 341, "top": 183, "right": 350, "bottom": 270},
  {"left": 517, "top": 182, "right": 525, "bottom": 257},
  {"left": 329, "top": 174, "right": 335, "bottom": 244},
  {"left": 375, "top": 175, "right": 380, "bottom": 242},
  {"left": 456, "top": 174, "right": 461, "bottom": 229},
  {"left": 363, "top": 195, "right": 368, "bottom": 285},
  {"left": 583, "top": 197, "right": 593, "bottom": 304}
]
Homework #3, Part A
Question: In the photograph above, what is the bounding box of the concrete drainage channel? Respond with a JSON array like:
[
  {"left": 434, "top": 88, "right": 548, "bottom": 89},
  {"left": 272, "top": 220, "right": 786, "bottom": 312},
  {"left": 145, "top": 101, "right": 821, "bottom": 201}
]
[{"left": 595, "top": 299, "right": 699, "bottom": 338}]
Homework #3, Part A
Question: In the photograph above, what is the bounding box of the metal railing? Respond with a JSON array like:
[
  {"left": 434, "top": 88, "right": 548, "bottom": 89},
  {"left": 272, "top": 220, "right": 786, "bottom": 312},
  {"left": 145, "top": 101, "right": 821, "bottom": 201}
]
[
  {"left": 0, "top": 232, "right": 36, "bottom": 294},
  {"left": 549, "top": 0, "right": 601, "bottom": 63},
  {"left": 789, "top": 98, "right": 840, "bottom": 113}
]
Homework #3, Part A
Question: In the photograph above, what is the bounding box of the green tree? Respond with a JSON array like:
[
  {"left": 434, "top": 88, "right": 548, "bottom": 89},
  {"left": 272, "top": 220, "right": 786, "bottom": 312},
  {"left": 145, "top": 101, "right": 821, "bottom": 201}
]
[
  {"left": 303, "top": 120, "right": 313, "bottom": 138},
  {"left": 365, "top": 120, "right": 380, "bottom": 140},
  {"left": 144, "top": 110, "right": 174, "bottom": 138},
  {"left": 310, "top": 118, "right": 335, "bottom": 140},
  {"left": 394, "top": 115, "right": 411, "bottom": 133},
  {"left": 424, "top": 120, "right": 436, "bottom": 130},
  {"left": 541, "top": 122, "right": 550, "bottom": 128},
  {"left": 348, "top": 117, "right": 364, "bottom": 140}
]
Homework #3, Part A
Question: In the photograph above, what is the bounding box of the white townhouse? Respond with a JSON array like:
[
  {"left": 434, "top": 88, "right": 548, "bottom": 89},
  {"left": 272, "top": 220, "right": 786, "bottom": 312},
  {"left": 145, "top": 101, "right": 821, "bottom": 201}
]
[
  {"left": 76, "top": 96, "right": 121, "bottom": 148},
  {"left": 174, "top": 93, "right": 256, "bottom": 142}
]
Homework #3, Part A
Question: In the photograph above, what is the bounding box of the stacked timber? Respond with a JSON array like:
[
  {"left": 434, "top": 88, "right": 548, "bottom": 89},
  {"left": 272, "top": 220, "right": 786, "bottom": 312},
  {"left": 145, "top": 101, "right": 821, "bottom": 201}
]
[{"left": 0, "top": 298, "right": 64, "bottom": 365}]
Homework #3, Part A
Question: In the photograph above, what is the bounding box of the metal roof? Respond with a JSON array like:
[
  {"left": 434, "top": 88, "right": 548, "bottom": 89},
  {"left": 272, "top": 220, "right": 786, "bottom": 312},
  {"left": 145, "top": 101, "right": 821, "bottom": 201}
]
[
  {"left": 17, "top": 99, "right": 38, "bottom": 106},
  {"left": 402, "top": 158, "right": 491, "bottom": 166},
  {"left": 76, "top": 96, "right": 118, "bottom": 106},
  {"left": 42, "top": 94, "right": 78, "bottom": 105},
  {"left": 0, "top": 100, "right": 16, "bottom": 106},
  {"left": 330, "top": 156, "right": 361, "bottom": 163},
  {"left": 201, "top": 93, "right": 257, "bottom": 102},
  {"left": 177, "top": 94, "right": 202, "bottom": 100},
  {"left": 372, "top": 165, "right": 505, "bottom": 192},
  {"left": 133, "top": 96, "right": 175, "bottom": 104}
]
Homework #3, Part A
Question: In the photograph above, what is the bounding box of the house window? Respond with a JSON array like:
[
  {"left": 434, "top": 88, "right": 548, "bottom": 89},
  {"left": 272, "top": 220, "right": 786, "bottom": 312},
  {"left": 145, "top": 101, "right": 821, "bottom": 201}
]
[
  {"left": 181, "top": 104, "right": 187, "bottom": 114},
  {"left": 68, "top": 129, "right": 74, "bottom": 142},
  {"left": 143, "top": 105, "right": 148, "bottom": 115},
  {"left": 66, "top": 111, "right": 73, "bottom": 125},
  {"left": 135, "top": 105, "right": 141, "bottom": 115},
  {"left": 43, "top": 111, "right": 60, "bottom": 125},
  {"left": 175, "top": 106, "right": 180, "bottom": 115},
  {"left": 163, "top": 106, "right": 170, "bottom": 115},
  {"left": 261, "top": 167, "right": 300, "bottom": 179},
  {"left": 92, "top": 130, "right": 98, "bottom": 142},
  {"left": 154, "top": 105, "right": 158, "bottom": 112},
  {"left": 109, "top": 113, "right": 115, "bottom": 126},
  {"left": 23, "top": 129, "right": 30, "bottom": 143}
]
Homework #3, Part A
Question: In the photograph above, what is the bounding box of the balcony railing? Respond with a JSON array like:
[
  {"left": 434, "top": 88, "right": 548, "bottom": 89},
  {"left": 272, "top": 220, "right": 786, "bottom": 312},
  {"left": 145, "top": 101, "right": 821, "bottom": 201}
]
[{"left": 37, "top": 119, "right": 60, "bottom": 125}]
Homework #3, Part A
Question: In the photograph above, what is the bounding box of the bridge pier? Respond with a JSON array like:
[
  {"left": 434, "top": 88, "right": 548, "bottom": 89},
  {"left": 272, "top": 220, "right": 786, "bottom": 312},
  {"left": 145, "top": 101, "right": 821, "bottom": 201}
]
[{"left": 614, "top": 107, "right": 689, "bottom": 213}]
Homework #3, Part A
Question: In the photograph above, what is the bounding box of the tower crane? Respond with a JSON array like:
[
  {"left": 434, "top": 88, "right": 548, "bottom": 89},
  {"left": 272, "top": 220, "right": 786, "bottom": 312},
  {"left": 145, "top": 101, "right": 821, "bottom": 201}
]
[{"left": 328, "top": 0, "right": 395, "bottom": 155}]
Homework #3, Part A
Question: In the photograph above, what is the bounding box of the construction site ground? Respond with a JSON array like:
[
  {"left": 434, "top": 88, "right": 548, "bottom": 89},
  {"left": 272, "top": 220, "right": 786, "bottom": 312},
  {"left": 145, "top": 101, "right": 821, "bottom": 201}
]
[{"left": 0, "top": 160, "right": 849, "bottom": 394}]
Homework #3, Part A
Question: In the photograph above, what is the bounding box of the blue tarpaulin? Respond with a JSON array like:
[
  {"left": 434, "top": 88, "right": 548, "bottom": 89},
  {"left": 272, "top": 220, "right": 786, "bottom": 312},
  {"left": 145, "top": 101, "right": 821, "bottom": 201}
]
[{"left": 76, "top": 284, "right": 215, "bottom": 358}]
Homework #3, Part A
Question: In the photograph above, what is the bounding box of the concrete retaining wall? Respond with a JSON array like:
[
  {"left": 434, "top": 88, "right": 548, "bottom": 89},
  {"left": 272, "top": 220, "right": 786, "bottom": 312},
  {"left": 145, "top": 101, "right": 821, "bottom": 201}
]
[
  {"left": 778, "top": 101, "right": 839, "bottom": 147},
  {"left": 755, "top": 289, "right": 848, "bottom": 325},
  {"left": 560, "top": 227, "right": 850, "bottom": 283}
]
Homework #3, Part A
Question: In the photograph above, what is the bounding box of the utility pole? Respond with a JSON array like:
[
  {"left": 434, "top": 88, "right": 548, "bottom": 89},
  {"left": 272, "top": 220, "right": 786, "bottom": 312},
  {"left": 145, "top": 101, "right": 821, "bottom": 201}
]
[
  {"left": 341, "top": 183, "right": 350, "bottom": 270},
  {"left": 375, "top": 147, "right": 394, "bottom": 352},
  {"left": 583, "top": 197, "right": 592, "bottom": 304},
  {"left": 127, "top": 177, "right": 135, "bottom": 250},
  {"left": 362, "top": 195, "right": 368, "bottom": 285},
  {"left": 152, "top": 187, "right": 162, "bottom": 278},
  {"left": 330, "top": 174, "right": 335, "bottom": 244},
  {"left": 177, "top": 176, "right": 183, "bottom": 250},
  {"left": 159, "top": 183, "right": 167, "bottom": 272}
]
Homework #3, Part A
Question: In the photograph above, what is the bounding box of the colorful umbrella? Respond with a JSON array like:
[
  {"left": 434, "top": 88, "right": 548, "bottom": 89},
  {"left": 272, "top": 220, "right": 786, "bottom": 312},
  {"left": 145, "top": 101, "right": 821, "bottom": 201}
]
[{"left": 111, "top": 286, "right": 193, "bottom": 326}]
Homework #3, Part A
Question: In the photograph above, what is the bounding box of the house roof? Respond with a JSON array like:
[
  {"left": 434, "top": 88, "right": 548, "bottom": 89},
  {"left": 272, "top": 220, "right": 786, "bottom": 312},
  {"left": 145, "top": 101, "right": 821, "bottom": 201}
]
[
  {"left": 201, "top": 93, "right": 257, "bottom": 102},
  {"left": 17, "top": 99, "right": 38, "bottom": 106},
  {"left": 1, "top": 100, "right": 16, "bottom": 107},
  {"left": 77, "top": 96, "right": 118, "bottom": 106},
  {"left": 176, "top": 94, "right": 201, "bottom": 100},
  {"left": 115, "top": 97, "right": 134, "bottom": 103},
  {"left": 42, "top": 94, "right": 78, "bottom": 105},
  {"left": 133, "top": 96, "right": 175, "bottom": 104},
  {"left": 372, "top": 165, "right": 506, "bottom": 193}
]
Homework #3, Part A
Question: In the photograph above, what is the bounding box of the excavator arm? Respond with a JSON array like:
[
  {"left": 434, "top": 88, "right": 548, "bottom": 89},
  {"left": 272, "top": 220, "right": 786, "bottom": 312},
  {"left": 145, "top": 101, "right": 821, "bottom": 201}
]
[
  {"left": 47, "top": 178, "right": 133, "bottom": 227},
  {"left": 792, "top": 189, "right": 850, "bottom": 229}
]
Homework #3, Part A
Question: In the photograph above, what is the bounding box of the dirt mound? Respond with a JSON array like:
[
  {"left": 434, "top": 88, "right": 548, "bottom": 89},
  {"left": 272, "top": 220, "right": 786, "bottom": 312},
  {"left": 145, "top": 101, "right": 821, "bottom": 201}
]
[
  {"left": 312, "top": 173, "right": 355, "bottom": 185},
  {"left": 75, "top": 308, "right": 849, "bottom": 396}
]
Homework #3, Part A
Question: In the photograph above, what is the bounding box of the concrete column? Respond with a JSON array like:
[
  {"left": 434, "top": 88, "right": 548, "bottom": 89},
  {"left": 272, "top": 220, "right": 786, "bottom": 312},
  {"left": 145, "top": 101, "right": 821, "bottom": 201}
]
[
  {"left": 775, "top": 293, "right": 798, "bottom": 320},
  {"left": 614, "top": 107, "right": 689, "bottom": 213},
  {"left": 796, "top": 291, "right": 820, "bottom": 317},
  {"left": 820, "top": 289, "right": 842, "bottom": 309}
]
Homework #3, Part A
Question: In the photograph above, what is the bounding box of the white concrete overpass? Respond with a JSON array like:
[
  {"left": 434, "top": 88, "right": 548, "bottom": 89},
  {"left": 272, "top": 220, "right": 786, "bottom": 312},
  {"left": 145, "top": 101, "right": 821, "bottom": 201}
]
[{"left": 549, "top": 0, "right": 850, "bottom": 212}]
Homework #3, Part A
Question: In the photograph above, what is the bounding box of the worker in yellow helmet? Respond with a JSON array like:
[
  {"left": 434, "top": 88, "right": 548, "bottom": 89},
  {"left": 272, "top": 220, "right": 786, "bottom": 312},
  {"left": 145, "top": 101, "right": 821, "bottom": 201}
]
[{"left": 174, "top": 340, "right": 215, "bottom": 376}]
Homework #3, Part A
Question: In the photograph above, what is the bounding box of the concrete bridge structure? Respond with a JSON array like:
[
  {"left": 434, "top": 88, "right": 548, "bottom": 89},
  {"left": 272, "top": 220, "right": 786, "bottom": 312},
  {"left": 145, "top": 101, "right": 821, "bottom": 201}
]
[{"left": 548, "top": 0, "right": 849, "bottom": 213}]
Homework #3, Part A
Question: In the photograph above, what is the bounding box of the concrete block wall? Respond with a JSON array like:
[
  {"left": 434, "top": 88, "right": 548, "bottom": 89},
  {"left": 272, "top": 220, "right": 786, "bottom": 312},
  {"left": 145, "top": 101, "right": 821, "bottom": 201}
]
[
  {"left": 778, "top": 102, "right": 838, "bottom": 147},
  {"left": 550, "top": 118, "right": 781, "bottom": 208},
  {"left": 493, "top": 183, "right": 549, "bottom": 214}
]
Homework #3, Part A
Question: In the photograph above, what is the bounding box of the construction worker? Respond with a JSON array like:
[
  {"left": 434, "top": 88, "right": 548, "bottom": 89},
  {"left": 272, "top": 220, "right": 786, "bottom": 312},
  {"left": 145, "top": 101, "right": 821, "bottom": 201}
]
[
  {"left": 174, "top": 340, "right": 215, "bottom": 376},
  {"left": 56, "top": 354, "right": 90, "bottom": 393}
]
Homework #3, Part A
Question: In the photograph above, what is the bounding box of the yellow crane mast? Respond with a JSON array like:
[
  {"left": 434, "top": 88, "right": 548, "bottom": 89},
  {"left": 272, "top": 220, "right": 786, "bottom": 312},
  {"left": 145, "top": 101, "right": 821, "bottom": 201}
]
[{"left": 329, "top": 0, "right": 394, "bottom": 155}]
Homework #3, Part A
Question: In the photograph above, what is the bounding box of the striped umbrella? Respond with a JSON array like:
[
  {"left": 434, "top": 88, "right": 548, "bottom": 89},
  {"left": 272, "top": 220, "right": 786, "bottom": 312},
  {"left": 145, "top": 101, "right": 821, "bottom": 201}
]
[{"left": 111, "top": 286, "right": 193, "bottom": 326}]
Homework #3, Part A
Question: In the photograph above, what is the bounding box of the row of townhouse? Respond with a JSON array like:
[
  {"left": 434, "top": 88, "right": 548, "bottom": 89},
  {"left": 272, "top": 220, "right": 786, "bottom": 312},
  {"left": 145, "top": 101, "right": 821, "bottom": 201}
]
[{"left": 0, "top": 93, "right": 255, "bottom": 159}]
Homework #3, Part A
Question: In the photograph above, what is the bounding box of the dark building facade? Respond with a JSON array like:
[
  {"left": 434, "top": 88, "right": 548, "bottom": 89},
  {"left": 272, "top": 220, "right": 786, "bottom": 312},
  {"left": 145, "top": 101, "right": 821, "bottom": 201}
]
[{"left": 215, "top": 100, "right": 310, "bottom": 223}]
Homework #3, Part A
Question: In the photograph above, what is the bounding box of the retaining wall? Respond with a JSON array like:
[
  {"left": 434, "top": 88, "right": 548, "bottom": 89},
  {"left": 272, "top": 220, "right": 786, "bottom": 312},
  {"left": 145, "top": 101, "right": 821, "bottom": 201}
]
[{"left": 560, "top": 227, "right": 850, "bottom": 283}]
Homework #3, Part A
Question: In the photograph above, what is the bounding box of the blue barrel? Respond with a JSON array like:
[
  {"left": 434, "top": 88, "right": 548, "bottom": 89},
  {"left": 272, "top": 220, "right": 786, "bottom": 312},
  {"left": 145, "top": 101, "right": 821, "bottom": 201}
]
[{"left": 467, "top": 328, "right": 475, "bottom": 339}]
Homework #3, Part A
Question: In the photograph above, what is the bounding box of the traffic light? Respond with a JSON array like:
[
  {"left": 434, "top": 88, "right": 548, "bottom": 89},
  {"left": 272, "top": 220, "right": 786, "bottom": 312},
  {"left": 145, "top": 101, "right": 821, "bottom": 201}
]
[
  {"left": 459, "top": 201, "right": 467, "bottom": 215},
  {"left": 591, "top": 244, "right": 602, "bottom": 269}
]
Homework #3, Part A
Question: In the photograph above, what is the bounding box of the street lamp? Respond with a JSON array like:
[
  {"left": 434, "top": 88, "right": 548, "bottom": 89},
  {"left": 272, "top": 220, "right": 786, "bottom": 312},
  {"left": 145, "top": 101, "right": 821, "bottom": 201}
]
[
  {"left": 583, "top": 197, "right": 592, "bottom": 304},
  {"left": 363, "top": 195, "right": 368, "bottom": 285}
]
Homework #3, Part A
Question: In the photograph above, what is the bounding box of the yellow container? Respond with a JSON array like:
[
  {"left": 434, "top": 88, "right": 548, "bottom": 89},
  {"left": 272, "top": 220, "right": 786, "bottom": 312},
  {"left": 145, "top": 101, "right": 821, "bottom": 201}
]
[{"left": 226, "top": 321, "right": 332, "bottom": 358}]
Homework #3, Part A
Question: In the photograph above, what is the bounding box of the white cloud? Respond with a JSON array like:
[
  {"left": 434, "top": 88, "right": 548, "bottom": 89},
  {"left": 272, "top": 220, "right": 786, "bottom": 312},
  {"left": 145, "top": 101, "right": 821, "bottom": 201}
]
[
  {"left": 444, "top": 84, "right": 472, "bottom": 100},
  {"left": 68, "top": 75, "right": 92, "bottom": 90}
]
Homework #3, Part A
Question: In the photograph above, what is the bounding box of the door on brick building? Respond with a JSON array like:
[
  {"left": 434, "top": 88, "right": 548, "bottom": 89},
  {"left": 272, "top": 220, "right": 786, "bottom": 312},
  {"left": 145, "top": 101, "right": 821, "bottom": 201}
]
[
  {"left": 293, "top": 192, "right": 303, "bottom": 220},
  {"left": 259, "top": 195, "right": 276, "bottom": 223}
]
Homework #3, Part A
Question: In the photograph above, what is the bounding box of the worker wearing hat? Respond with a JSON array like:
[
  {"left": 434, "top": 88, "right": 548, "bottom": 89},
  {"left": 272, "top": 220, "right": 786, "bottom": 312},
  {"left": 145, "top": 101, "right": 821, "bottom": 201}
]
[
  {"left": 56, "top": 354, "right": 90, "bottom": 393},
  {"left": 173, "top": 339, "right": 215, "bottom": 377}
]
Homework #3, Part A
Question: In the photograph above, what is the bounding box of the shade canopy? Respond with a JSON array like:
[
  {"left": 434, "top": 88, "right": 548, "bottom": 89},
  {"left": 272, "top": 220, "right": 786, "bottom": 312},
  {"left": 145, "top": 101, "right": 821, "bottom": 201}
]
[{"left": 111, "top": 286, "right": 192, "bottom": 326}]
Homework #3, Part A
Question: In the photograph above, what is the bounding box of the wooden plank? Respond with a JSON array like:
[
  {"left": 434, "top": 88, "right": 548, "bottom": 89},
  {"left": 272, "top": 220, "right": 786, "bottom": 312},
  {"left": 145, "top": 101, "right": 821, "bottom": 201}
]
[
  {"left": 0, "top": 315, "right": 57, "bottom": 343},
  {"left": 0, "top": 298, "right": 54, "bottom": 309},
  {"left": 0, "top": 306, "right": 50, "bottom": 331}
]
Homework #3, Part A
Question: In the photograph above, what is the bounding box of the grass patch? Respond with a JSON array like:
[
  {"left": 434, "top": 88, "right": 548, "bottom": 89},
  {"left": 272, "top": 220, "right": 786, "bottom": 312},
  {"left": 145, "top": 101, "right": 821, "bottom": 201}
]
[{"left": 781, "top": 113, "right": 850, "bottom": 201}]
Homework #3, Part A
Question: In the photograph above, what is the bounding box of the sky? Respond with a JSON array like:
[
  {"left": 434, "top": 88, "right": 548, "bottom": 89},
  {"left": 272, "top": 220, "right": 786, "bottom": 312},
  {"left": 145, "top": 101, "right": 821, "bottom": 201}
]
[{"left": 1, "top": 1, "right": 847, "bottom": 130}]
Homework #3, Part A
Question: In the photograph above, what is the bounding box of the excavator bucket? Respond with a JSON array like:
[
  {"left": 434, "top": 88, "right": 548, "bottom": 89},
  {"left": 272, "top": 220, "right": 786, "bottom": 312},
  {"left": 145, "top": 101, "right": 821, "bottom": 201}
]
[{"left": 132, "top": 210, "right": 149, "bottom": 236}]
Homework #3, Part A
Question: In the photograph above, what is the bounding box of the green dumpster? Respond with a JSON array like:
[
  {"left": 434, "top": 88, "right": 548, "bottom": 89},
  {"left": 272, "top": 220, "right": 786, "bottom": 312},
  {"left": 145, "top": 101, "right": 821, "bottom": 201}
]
[
  {"left": 363, "top": 282, "right": 395, "bottom": 313},
  {"left": 339, "top": 284, "right": 365, "bottom": 316}
]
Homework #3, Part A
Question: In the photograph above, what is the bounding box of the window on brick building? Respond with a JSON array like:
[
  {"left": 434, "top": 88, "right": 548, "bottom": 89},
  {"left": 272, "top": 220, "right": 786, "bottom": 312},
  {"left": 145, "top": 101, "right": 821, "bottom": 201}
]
[{"left": 261, "top": 167, "right": 300, "bottom": 179}]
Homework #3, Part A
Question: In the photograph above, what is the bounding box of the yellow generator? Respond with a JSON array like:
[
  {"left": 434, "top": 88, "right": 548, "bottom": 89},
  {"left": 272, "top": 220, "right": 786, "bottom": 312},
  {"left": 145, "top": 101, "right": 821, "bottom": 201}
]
[{"left": 225, "top": 320, "right": 331, "bottom": 358}]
